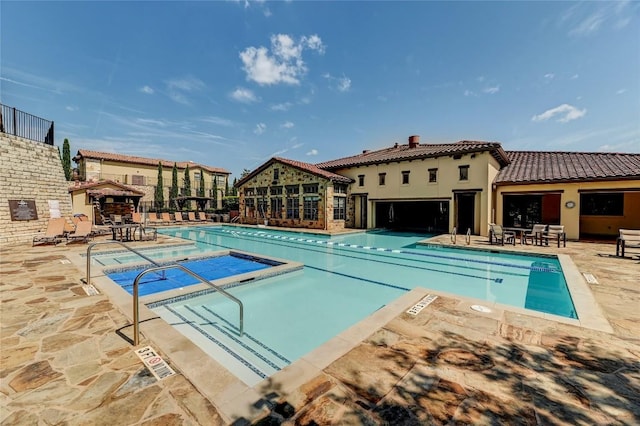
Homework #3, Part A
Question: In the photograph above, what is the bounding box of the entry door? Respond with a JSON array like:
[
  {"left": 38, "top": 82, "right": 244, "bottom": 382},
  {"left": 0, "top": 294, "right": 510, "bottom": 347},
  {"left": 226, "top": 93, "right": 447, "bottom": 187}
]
[
  {"left": 456, "top": 193, "right": 475, "bottom": 234},
  {"left": 354, "top": 195, "right": 367, "bottom": 229}
]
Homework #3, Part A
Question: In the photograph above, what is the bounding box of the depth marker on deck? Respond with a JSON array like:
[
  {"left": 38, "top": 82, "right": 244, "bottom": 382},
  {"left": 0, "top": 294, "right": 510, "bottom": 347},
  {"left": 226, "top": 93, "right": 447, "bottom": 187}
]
[
  {"left": 135, "top": 346, "right": 176, "bottom": 380},
  {"left": 82, "top": 284, "right": 100, "bottom": 296},
  {"left": 406, "top": 294, "right": 438, "bottom": 316},
  {"left": 582, "top": 273, "right": 599, "bottom": 284}
]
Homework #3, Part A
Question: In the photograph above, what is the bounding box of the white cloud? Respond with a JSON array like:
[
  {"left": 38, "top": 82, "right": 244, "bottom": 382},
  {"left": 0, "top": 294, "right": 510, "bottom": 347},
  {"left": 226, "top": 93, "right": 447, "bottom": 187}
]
[
  {"left": 270, "top": 102, "right": 292, "bottom": 111},
  {"left": 464, "top": 90, "right": 476, "bottom": 97},
  {"left": 200, "top": 116, "right": 237, "bottom": 127},
  {"left": 165, "top": 76, "right": 205, "bottom": 105},
  {"left": 564, "top": 2, "right": 633, "bottom": 37},
  {"left": 239, "top": 34, "right": 326, "bottom": 85},
  {"left": 532, "top": 103, "right": 587, "bottom": 123},
  {"left": 544, "top": 73, "right": 555, "bottom": 80},
  {"left": 323, "top": 73, "right": 352, "bottom": 92},
  {"left": 483, "top": 85, "right": 500, "bottom": 94},
  {"left": 230, "top": 87, "right": 259, "bottom": 103},
  {"left": 65, "top": 106, "right": 77, "bottom": 111},
  {"left": 281, "top": 121, "right": 294, "bottom": 128},
  {"left": 570, "top": 74, "right": 579, "bottom": 80},
  {"left": 254, "top": 123, "right": 267, "bottom": 135},
  {"left": 139, "top": 85, "right": 154, "bottom": 94},
  {"left": 306, "top": 149, "right": 318, "bottom": 156},
  {"left": 616, "top": 88, "right": 627, "bottom": 94}
]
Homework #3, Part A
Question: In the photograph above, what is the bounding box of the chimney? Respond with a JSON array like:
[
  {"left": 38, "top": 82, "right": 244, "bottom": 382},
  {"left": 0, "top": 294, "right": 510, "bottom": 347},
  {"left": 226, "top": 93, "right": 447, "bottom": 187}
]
[{"left": 408, "top": 135, "right": 420, "bottom": 148}]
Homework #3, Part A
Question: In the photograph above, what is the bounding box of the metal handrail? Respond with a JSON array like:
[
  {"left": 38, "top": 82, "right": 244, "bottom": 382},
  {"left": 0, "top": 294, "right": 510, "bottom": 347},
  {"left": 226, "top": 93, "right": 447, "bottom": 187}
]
[
  {"left": 132, "top": 264, "right": 244, "bottom": 345},
  {"left": 466, "top": 228, "right": 471, "bottom": 245},
  {"left": 450, "top": 227, "right": 457, "bottom": 244},
  {"left": 85, "top": 240, "right": 164, "bottom": 287}
]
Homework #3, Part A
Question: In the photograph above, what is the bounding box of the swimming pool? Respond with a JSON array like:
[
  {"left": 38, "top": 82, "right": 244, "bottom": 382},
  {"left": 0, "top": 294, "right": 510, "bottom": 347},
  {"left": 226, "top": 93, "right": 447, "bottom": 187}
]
[
  {"left": 93, "top": 225, "right": 576, "bottom": 385},
  {"left": 105, "top": 253, "right": 281, "bottom": 297}
]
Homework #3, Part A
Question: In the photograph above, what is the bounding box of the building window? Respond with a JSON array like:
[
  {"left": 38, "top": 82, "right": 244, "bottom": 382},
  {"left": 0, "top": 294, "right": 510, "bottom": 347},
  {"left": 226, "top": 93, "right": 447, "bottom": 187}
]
[
  {"left": 459, "top": 165, "right": 469, "bottom": 181},
  {"left": 303, "top": 184, "right": 318, "bottom": 193},
  {"left": 303, "top": 196, "right": 319, "bottom": 220},
  {"left": 273, "top": 168, "right": 279, "bottom": 180},
  {"left": 245, "top": 198, "right": 255, "bottom": 218},
  {"left": 428, "top": 168, "right": 437, "bottom": 183},
  {"left": 271, "top": 197, "right": 283, "bottom": 218},
  {"left": 402, "top": 171, "right": 410, "bottom": 184},
  {"left": 270, "top": 186, "right": 283, "bottom": 195},
  {"left": 257, "top": 187, "right": 267, "bottom": 196},
  {"left": 286, "top": 185, "right": 299, "bottom": 195},
  {"left": 358, "top": 175, "right": 365, "bottom": 186},
  {"left": 244, "top": 187, "right": 255, "bottom": 196},
  {"left": 580, "top": 193, "right": 624, "bottom": 216},
  {"left": 333, "top": 196, "right": 346, "bottom": 220},
  {"left": 131, "top": 175, "right": 145, "bottom": 185},
  {"left": 257, "top": 197, "right": 268, "bottom": 218},
  {"left": 334, "top": 184, "right": 347, "bottom": 194},
  {"left": 286, "top": 197, "right": 299, "bottom": 219},
  {"left": 379, "top": 173, "right": 386, "bottom": 186}
]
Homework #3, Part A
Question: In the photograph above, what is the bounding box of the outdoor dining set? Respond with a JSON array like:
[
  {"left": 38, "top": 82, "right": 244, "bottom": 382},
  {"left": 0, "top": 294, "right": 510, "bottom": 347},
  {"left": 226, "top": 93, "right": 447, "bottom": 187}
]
[{"left": 489, "top": 223, "right": 567, "bottom": 247}]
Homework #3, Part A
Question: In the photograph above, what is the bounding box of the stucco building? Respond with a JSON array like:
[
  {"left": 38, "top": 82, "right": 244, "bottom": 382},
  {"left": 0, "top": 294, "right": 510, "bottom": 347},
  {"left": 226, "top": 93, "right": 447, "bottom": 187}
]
[{"left": 236, "top": 135, "right": 640, "bottom": 240}]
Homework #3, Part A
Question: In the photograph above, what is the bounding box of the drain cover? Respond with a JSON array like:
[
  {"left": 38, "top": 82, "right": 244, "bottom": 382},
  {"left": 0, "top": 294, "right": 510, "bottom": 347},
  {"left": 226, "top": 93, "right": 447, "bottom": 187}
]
[{"left": 471, "top": 305, "right": 492, "bottom": 313}]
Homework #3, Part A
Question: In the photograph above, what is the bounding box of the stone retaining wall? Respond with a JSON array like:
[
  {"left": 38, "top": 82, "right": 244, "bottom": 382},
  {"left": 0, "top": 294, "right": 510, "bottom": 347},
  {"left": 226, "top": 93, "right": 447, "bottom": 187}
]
[{"left": 0, "top": 134, "right": 73, "bottom": 245}]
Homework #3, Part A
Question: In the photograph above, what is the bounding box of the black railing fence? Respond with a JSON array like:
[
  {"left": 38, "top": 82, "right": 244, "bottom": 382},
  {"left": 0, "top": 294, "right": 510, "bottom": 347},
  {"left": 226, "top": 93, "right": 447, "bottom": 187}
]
[{"left": 0, "top": 103, "right": 54, "bottom": 145}]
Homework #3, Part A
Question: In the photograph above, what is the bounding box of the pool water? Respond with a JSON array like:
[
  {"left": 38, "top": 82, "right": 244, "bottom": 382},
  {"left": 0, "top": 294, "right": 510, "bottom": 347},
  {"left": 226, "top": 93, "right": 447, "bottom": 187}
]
[
  {"left": 95, "top": 225, "right": 576, "bottom": 385},
  {"left": 106, "top": 254, "right": 276, "bottom": 296}
]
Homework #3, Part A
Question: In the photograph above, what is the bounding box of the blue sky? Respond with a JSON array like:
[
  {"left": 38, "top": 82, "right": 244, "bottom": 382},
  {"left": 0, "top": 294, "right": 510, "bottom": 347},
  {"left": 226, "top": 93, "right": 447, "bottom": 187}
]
[{"left": 2, "top": 1, "right": 638, "bottom": 179}]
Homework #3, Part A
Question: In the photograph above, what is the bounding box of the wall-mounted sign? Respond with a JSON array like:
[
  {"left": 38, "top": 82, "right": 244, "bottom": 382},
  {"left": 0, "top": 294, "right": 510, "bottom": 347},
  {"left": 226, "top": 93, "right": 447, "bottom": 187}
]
[{"left": 9, "top": 199, "right": 38, "bottom": 221}]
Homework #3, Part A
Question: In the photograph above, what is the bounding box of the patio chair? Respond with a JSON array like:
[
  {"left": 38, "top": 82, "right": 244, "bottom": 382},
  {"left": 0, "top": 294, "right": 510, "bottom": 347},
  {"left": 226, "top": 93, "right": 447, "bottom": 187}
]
[
  {"left": 541, "top": 225, "right": 566, "bottom": 248},
  {"left": 187, "top": 212, "right": 200, "bottom": 222},
  {"left": 616, "top": 229, "right": 640, "bottom": 257},
  {"left": 523, "top": 224, "right": 547, "bottom": 245},
  {"left": 131, "top": 212, "right": 143, "bottom": 224},
  {"left": 198, "top": 212, "right": 209, "bottom": 222},
  {"left": 489, "top": 223, "right": 515, "bottom": 246},
  {"left": 66, "top": 221, "right": 93, "bottom": 244},
  {"left": 161, "top": 212, "right": 175, "bottom": 225},
  {"left": 174, "top": 212, "right": 185, "bottom": 224},
  {"left": 33, "top": 218, "right": 66, "bottom": 246},
  {"left": 148, "top": 213, "right": 165, "bottom": 226}
]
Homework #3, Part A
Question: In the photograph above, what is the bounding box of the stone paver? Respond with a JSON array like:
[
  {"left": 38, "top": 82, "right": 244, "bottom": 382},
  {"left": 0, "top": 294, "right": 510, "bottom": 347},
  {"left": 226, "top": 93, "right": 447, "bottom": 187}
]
[{"left": 1, "top": 232, "right": 639, "bottom": 425}]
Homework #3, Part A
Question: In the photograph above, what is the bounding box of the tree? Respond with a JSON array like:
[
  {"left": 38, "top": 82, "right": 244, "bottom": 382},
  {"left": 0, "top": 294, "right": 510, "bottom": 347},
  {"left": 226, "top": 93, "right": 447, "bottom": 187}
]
[
  {"left": 61, "top": 138, "right": 72, "bottom": 181},
  {"left": 232, "top": 177, "right": 238, "bottom": 196},
  {"left": 225, "top": 177, "right": 230, "bottom": 198},
  {"left": 198, "top": 171, "right": 205, "bottom": 197},
  {"left": 183, "top": 164, "right": 191, "bottom": 209},
  {"left": 170, "top": 163, "right": 179, "bottom": 209},
  {"left": 212, "top": 176, "right": 218, "bottom": 210},
  {"left": 154, "top": 162, "right": 164, "bottom": 209},
  {"left": 240, "top": 168, "right": 251, "bottom": 179}
]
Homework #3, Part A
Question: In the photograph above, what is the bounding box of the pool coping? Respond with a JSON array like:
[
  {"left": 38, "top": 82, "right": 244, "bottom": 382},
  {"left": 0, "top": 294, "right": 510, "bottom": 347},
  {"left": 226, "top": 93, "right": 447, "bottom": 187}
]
[{"left": 68, "top": 234, "right": 613, "bottom": 423}]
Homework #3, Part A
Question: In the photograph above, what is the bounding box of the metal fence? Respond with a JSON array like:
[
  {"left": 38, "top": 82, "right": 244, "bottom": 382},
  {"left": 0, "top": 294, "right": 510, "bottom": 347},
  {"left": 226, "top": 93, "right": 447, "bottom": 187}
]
[{"left": 0, "top": 103, "right": 54, "bottom": 145}]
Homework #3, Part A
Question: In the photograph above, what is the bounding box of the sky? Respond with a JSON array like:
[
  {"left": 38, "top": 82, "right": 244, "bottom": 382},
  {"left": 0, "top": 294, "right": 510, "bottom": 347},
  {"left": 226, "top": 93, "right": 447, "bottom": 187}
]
[{"left": 1, "top": 1, "right": 639, "bottom": 179}]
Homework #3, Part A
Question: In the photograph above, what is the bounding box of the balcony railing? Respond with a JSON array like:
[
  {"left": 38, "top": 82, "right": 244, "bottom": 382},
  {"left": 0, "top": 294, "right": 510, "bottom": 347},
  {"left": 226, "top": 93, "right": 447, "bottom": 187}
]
[{"left": 0, "top": 103, "right": 54, "bottom": 145}]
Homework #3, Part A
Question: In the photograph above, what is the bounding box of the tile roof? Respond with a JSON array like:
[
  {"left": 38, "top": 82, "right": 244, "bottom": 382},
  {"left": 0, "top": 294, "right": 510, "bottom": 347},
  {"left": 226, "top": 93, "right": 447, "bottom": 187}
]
[
  {"left": 235, "top": 157, "right": 353, "bottom": 187},
  {"left": 68, "top": 180, "right": 144, "bottom": 194},
  {"left": 316, "top": 140, "right": 510, "bottom": 170},
  {"left": 74, "top": 149, "right": 230, "bottom": 175},
  {"left": 495, "top": 151, "right": 640, "bottom": 184}
]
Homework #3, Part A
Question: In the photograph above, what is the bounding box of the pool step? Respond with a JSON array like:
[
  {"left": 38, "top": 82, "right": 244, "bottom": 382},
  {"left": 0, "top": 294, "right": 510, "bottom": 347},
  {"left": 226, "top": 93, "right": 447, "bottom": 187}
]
[{"left": 152, "top": 303, "right": 290, "bottom": 386}]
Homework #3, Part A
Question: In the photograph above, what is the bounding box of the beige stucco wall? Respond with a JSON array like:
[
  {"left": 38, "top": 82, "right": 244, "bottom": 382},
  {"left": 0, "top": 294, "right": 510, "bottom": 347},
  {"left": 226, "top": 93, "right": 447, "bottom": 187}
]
[
  {"left": 495, "top": 180, "right": 640, "bottom": 240},
  {"left": 332, "top": 150, "right": 497, "bottom": 235},
  {"left": 79, "top": 158, "right": 227, "bottom": 207},
  {"left": 0, "top": 134, "right": 74, "bottom": 245}
]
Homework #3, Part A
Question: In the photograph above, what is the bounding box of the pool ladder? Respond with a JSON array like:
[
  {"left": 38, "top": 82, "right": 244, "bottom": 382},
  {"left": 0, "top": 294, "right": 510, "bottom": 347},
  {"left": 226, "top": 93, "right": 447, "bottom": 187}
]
[{"left": 84, "top": 241, "right": 244, "bottom": 346}]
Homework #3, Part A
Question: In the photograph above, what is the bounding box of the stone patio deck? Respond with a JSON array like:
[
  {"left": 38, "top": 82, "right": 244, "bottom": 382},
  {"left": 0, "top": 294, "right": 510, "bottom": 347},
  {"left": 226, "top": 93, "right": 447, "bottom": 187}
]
[{"left": 1, "top": 230, "right": 639, "bottom": 425}]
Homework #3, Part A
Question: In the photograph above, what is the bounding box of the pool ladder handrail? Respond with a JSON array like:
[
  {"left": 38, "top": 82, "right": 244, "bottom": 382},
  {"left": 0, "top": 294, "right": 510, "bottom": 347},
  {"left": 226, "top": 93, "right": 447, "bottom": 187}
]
[
  {"left": 85, "top": 241, "right": 165, "bottom": 288},
  {"left": 131, "top": 264, "right": 244, "bottom": 345},
  {"left": 84, "top": 241, "right": 244, "bottom": 345}
]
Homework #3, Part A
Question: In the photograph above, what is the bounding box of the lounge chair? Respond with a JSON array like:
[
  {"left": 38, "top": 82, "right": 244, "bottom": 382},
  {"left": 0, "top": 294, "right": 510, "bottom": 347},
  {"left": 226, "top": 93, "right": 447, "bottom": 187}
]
[
  {"left": 187, "top": 212, "right": 200, "bottom": 222},
  {"left": 131, "top": 212, "right": 143, "bottom": 224},
  {"left": 541, "top": 225, "right": 566, "bottom": 248},
  {"left": 148, "top": 213, "right": 165, "bottom": 226},
  {"left": 198, "top": 212, "right": 209, "bottom": 222},
  {"left": 174, "top": 212, "right": 185, "bottom": 224},
  {"left": 161, "top": 212, "right": 174, "bottom": 225},
  {"left": 523, "top": 224, "right": 547, "bottom": 245},
  {"left": 66, "top": 221, "right": 93, "bottom": 244},
  {"left": 616, "top": 229, "right": 640, "bottom": 257},
  {"left": 33, "top": 218, "right": 66, "bottom": 246},
  {"left": 489, "top": 223, "right": 515, "bottom": 246}
]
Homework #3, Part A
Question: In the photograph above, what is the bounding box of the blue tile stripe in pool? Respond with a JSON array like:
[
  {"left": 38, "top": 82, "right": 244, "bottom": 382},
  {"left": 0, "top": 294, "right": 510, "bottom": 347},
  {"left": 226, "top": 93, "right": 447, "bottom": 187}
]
[
  {"left": 217, "top": 228, "right": 561, "bottom": 273},
  {"left": 200, "top": 305, "right": 291, "bottom": 364},
  {"left": 164, "top": 305, "right": 270, "bottom": 380}
]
